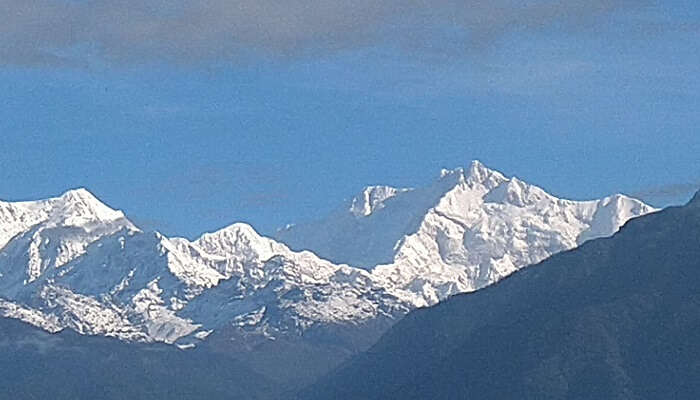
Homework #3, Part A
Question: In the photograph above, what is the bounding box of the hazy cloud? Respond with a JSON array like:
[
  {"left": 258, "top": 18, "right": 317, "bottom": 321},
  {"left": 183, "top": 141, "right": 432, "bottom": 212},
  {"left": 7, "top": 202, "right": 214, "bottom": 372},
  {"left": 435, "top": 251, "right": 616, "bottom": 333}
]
[
  {"left": 630, "top": 181, "right": 700, "bottom": 204},
  {"left": 629, "top": 178, "right": 700, "bottom": 207},
  {"left": 0, "top": 0, "right": 644, "bottom": 66}
]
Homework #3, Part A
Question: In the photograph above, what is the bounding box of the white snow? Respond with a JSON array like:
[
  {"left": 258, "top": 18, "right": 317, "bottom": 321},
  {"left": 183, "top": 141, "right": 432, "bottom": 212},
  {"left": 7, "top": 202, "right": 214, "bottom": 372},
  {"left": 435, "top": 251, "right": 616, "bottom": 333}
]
[
  {"left": 0, "top": 163, "right": 656, "bottom": 346},
  {"left": 282, "top": 161, "right": 656, "bottom": 307},
  {"left": 349, "top": 186, "right": 412, "bottom": 217}
]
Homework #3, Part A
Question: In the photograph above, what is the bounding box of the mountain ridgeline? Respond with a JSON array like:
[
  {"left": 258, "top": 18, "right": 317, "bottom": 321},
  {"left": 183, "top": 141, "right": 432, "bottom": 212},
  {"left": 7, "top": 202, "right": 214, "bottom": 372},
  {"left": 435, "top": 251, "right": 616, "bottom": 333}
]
[
  {"left": 0, "top": 161, "right": 655, "bottom": 390},
  {"left": 301, "top": 192, "right": 700, "bottom": 399}
]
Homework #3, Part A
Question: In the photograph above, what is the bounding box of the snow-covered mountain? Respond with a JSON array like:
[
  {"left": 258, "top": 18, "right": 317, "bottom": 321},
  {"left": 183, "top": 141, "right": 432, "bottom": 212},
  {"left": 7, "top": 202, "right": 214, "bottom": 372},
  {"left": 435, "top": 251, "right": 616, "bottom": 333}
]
[
  {"left": 279, "top": 161, "right": 656, "bottom": 306},
  {"left": 0, "top": 162, "right": 656, "bottom": 348},
  {"left": 0, "top": 190, "right": 407, "bottom": 348}
]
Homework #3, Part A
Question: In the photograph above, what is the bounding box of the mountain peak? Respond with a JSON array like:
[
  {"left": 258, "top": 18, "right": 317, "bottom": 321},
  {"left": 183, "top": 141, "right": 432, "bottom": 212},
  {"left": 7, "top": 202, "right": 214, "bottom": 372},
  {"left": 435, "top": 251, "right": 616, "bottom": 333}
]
[
  {"left": 0, "top": 188, "right": 130, "bottom": 245},
  {"left": 59, "top": 187, "right": 99, "bottom": 203},
  {"left": 53, "top": 188, "right": 126, "bottom": 225},
  {"left": 205, "top": 222, "right": 261, "bottom": 239},
  {"left": 439, "top": 161, "right": 506, "bottom": 187},
  {"left": 466, "top": 160, "right": 506, "bottom": 183},
  {"left": 350, "top": 186, "right": 410, "bottom": 217},
  {"left": 195, "top": 221, "right": 287, "bottom": 260},
  {"left": 196, "top": 222, "right": 265, "bottom": 248},
  {"left": 468, "top": 159, "right": 487, "bottom": 174}
]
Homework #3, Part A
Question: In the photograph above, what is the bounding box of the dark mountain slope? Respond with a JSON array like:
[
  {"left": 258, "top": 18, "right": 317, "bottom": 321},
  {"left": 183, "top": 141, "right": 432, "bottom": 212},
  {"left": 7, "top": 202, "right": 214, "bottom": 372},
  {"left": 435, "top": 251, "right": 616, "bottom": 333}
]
[
  {"left": 301, "top": 192, "right": 700, "bottom": 399},
  {"left": 0, "top": 318, "right": 277, "bottom": 400}
]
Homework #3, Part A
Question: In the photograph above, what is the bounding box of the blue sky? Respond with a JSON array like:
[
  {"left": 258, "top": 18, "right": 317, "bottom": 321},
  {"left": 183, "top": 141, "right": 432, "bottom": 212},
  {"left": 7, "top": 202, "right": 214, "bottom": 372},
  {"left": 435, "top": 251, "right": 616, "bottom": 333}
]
[{"left": 1, "top": 0, "right": 699, "bottom": 238}]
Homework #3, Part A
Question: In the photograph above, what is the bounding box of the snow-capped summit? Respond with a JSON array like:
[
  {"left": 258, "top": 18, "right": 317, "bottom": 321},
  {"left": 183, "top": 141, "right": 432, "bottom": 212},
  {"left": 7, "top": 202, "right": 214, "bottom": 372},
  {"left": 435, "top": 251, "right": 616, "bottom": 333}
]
[
  {"left": 0, "top": 163, "right": 656, "bottom": 351},
  {"left": 466, "top": 159, "right": 496, "bottom": 181},
  {"left": 439, "top": 160, "right": 506, "bottom": 187},
  {"left": 279, "top": 161, "right": 657, "bottom": 306},
  {"left": 0, "top": 188, "right": 133, "bottom": 249},
  {"left": 349, "top": 185, "right": 415, "bottom": 217},
  {"left": 0, "top": 189, "right": 137, "bottom": 287},
  {"left": 53, "top": 188, "right": 128, "bottom": 226},
  {"left": 0, "top": 196, "right": 405, "bottom": 346},
  {"left": 195, "top": 222, "right": 287, "bottom": 262}
]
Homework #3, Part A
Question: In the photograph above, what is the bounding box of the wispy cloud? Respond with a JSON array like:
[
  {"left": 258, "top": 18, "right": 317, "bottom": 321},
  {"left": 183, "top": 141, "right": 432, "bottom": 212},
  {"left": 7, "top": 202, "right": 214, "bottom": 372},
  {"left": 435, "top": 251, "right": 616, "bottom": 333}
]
[
  {"left": 0, "top": 0, "right": 646, "bottom": 67},
  {"left": 630, "top": 181, "right": 700, "bottom": 205}
]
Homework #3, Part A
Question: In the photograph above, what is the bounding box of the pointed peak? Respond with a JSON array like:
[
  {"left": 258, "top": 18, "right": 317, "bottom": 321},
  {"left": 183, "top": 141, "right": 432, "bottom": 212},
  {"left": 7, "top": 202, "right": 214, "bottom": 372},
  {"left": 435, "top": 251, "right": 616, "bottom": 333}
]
[
  {"left": 439, "top": 161, "right": 506, "bottom": 185},
  {"left": 469, "top": 159, "right": 487, "bottom": 171},
  {"left": 57, "top": 187, "right": 110, "bottom": 210},
  {"left": 350, "top": 185, "right": 410, "bottom": 217},
  {"left": 466, "top": 160, "right": 505, "bottom": 182},
  {"left": 599, "top": 193, "right": 656, "bottom": 211},
  {"left": 53, "top": 188, "right": 127, "bottom": 225},
  {"left": 199, "top": 222, "right": 264, "bottom": 242},
  {"left": 436, "top": 161, "right": 507, "bottom": 190},
  {"left": 223, "top": 222, "right": 260, "bottom": 236},
  {"left": 59, "top": 187, "right": 99, "bottom": 203},
  {"left": 195, "top": 221, "right": 288, "bottom": 260}
]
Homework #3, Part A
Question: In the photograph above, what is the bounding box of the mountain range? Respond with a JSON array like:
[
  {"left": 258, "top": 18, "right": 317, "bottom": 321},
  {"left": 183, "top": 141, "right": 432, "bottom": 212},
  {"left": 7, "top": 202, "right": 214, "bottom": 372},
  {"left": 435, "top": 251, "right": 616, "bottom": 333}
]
[
  {"left": 0, "top": 161, "right": 655, "bottom": 386},
  {"left": 301, "top": 191, "right": 700, "bottom": 399}
]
